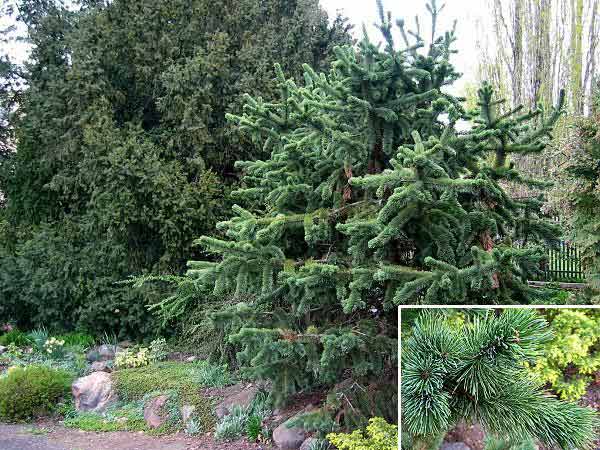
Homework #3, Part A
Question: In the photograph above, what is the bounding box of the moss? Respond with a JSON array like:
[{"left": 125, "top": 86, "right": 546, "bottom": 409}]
[{"left": 112, "top": 361, "right": 215, "bottom": 430}]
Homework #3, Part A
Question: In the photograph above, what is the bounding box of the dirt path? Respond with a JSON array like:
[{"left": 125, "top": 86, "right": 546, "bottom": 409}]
[{"left": 0, "top": 423, "right": 273, "bottom": 450}]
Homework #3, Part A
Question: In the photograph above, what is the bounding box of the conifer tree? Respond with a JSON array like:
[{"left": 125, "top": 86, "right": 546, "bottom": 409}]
[
  {"left": 401, "top": 309, "right": 597, "bottom": 449},
  {"left": 180, "top": 0, "right": 563, "bottom": 409}
]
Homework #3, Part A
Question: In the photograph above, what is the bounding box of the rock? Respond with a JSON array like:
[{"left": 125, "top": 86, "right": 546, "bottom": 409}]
[
  {"left": 215, "top": 384, "right": 259, "bottom": 419},
  {"left": 0, "top": 345, "right": 6, "bottom": 355},
  {"left": 118, "top": 340, "right": 134, "bottom": 348},
  {"left": 299, "top": 438, "right": 318, "bottom": 450},
  {"left": 144, "top": 394, "right": 169, "bottom": 429},
  {"left": 181, "top": 404, "right": 196, "bottom": 424},
  {"left": 441, "top": 443, "right": 472, "bottom": 450},
  {"left": 90, "top": 361, "right": 111, "bottom": 373},
  {"left": 86, "top": 344, "right": 119, "bottom": 362},
  {"left": 272, "top": 420, "right": 307, "bottom": 450},
  {"left": 185, "top": 355, "right": 197, "bottom": 362},
  {"left": 72, "top": 372, "right": 117, "bottom": 413}
]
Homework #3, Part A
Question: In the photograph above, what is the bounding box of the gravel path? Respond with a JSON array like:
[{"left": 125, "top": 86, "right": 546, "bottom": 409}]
[{"left": 0, "top": 423, "right": 273, "bottom": 450}]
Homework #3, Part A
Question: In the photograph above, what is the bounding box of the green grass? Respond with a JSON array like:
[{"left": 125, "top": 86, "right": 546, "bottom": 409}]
[
  {"left": 64, "top": 401, "right": 148, "bottom": 432},
  {"left": 57, "top": 332, "right": 95, "bottom": 349},
  {"left": 112, "top": 361, "right": 216, "bottom": 430},
  {"left": 64, "top": 412, "right": 147, "bottom": 432}
]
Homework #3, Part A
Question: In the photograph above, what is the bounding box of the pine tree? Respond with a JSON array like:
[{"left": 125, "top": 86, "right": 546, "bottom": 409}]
[
  {"left": 401, "top": 309, "right": 597, "bottom": 449},
  {"left": 558, "top": 95, "right": 600, "bottom": 298},
  {"left": 180, "top": 1, "right": 562, "bottom": 410}
]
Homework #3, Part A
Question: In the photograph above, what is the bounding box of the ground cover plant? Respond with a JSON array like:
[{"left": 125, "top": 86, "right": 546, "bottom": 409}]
[{"left": 401, "top": 308, "right": 598, "bottom": 449}]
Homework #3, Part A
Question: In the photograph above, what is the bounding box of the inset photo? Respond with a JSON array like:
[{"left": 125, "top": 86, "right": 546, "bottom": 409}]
[{"left": 400, "top": 307, "right": 600, "bottom": 450}]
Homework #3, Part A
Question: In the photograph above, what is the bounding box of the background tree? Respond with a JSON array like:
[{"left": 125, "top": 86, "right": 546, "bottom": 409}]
[
  {"left": 480, "top": 0, "right": 599, "bottom": 114},
  {"left": 401, "top": 309, "right": 597, "bottom": 450},
  {"left": 0, "top": 0, "right": 351, "bottom": 335}
]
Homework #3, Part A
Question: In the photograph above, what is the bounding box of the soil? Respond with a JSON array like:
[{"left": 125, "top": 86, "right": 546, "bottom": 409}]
[{"left": 0, "top": 422, "right": 275, "bottom": 450}]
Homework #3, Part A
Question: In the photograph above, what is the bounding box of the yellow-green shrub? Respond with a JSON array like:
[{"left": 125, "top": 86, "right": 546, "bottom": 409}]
[
  {"left": 114, "top": 347, "right": 151, "bottom": 369},
  {"left": 528, "top": 309, "right": 600, "bottom": 401},
  {"left": 326, "top": 417, "right": 397, "bottom": 450},
  {"left": 0, "top": 365, "right": 73, "bottom": 421}
]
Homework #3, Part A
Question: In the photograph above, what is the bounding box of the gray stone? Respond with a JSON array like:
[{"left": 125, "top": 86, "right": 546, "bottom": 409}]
[
  {"left": 144, "top": 395, "right": 169, "bottom": 429},
  {"left": 0, "top": 346, "right": 6, "bottom": 355},
  {"left": 86, "top": 344, "right": 120, "bottom": 362},
  {"left": 299, "top": 438, "right": 318, "bottom": 450},
  {"left": 90, "top": 361, "right": 111, "bottom": 373},
  {"left": 215, "top": 384, "right": 259, "bottom": 419},
  {"left": 441, "top": 443, "right": 472, "bottom": 450},
  {"left": 273, "top": 420, "right": 307, "bottom": 450},
  {"left": 72, "top": 372, "right": 117, "bottom": 413},
  {"left": 185, "top": 355, "right": 197, "bottom": 362}
]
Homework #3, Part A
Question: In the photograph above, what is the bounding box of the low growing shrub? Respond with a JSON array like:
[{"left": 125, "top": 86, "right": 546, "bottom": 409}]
[
  {"left": 529, "top": 309, "right": 600, "bottom": 400},
  {"left": 114, "top": 347, "right": 151, "bottom": 369},
  {"left": 0, "top": 329, "right": 31, "bottom": 347},
  {"left": 0, "top": 366, "right": 73, "bottom": 421},
  {"left": 326, "top": 417, "right": 398, "bottom": 450}
]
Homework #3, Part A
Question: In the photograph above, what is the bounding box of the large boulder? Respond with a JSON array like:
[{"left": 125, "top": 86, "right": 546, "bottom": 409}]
[
  {"left": 215, "top": 384, "right": 259, "bottom": 419},
  {"left": 272, "top": 417, "right": 308, "bottom": 450},
  {"left": 72, "top": 371, "right": 117, "bottom": 413},
  {"left": 90, "top": 361, "right": 112, "bottom": 373},
  {"left": 144, "top": 394, "right": 170, "bottom": 428}
]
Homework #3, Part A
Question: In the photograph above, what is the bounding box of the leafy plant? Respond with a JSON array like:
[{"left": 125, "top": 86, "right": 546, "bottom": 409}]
[
  {"left": 308, "top": 439, "right": 333, "bottom": 450},
  {"left": 57, "top": 332, "right": 95, "bottom": 349},
  {"left": 114, "top": 347, "right": 151, "bottom": 369},
  {"left": 0, "top": 365, "right": 73, "bottom": 421},
  {"left": 148, "top": 338, "right": 169, "bottom": 362},
  {"left": 43, "top": 337, "right": 66, "bottom": 359},
  {"left": 191, "top": 361, "right": 235, "bottom": 388},
  {"left": 0, "top": 328, "right": 31, "bottom": 347},
  {"left": 27, "top": 327, "right": 49, "bottom": 352},
  {"left": 326, "top": 417, "right": 398, "bottom": 450},
  {"left": 214, "top": 390, "right": 271, "bottom": 441},
  {"left": 185, "top": 417, "right": 202, "bottom": 436},
  {"left": 246, "top": 414, "right": 262, "bottom": 441},
  {"left": 528, "top": 309, "right": 600, "bottom": 401},
  {"left": 214, "top": 405, "right": 248, "bottom": 441}
]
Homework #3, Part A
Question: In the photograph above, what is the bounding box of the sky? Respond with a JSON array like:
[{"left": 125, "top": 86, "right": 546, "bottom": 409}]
[
  {"left": 320, "top": 0, "right": 488, "bottom": 91},
  {"left": 2, "top": 0, "right": 489, "bottom": 92}
]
